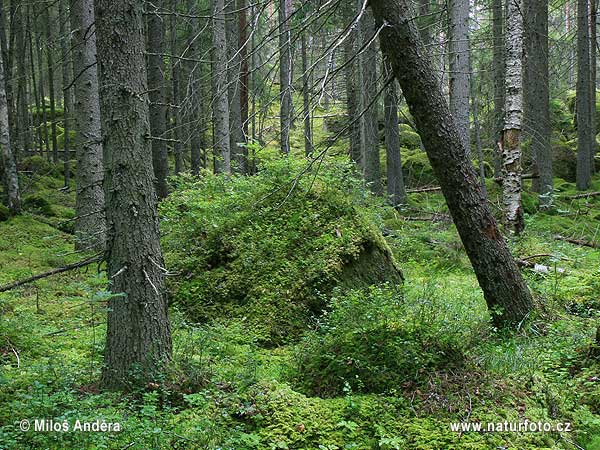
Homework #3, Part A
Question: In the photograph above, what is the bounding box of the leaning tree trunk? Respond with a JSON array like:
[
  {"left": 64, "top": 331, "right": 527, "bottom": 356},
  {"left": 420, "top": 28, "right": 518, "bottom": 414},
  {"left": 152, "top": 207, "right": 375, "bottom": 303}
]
[
  {"left": 369, "top": 0, "right": 534, "bottom": 327},
  {"left": 383, "top": 61, "right": 406, "bottom": 206},
  {"left": 0, "top": 40, "right": 20, "bottom": 214},
  {"left": 211, "top": 0, "right": 231, "bottom": 173},
  {"left": 278, "top": 0, "right": 293, "bottom": 155},
  {"left": 71, "top": 0, "right": 106, "bottom": 251},
  {"left": 146, "top": 0, "right": 169, "bottom": 199},
  {"left": 448, "top": 0, "right": 471, "bottom": 153},
  {"left": 524, "top": 0, "right": 552, "bottom": 205},
  {"left": 502, "top": 0, "right": 525, "bottom": 234},
  {"left": 576, "top": 0, "right": 592, "bottom": 190},
  {"left": 94, "top": 0, "right": 172, "bottom": 389}
]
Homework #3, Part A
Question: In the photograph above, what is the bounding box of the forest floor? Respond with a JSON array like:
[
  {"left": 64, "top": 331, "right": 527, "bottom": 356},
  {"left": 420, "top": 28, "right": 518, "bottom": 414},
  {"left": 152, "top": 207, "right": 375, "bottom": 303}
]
[{"left": 2, "top": 163, "right": 600, "bottom": 449}]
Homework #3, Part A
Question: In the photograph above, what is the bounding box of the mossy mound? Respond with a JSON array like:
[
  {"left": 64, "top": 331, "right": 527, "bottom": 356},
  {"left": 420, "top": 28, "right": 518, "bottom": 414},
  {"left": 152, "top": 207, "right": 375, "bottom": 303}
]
[
  {"left": 161, "top": 161, "right": 403, "bottom": 345},
  {"left": 402, "top": 148, "right": 436, "bottom": 186},
  {"left": 22, "top": 195, "right": 55, "bottom": 216},
  {"left": 398, "top": 130, "right": 422, "bottom": 149}
]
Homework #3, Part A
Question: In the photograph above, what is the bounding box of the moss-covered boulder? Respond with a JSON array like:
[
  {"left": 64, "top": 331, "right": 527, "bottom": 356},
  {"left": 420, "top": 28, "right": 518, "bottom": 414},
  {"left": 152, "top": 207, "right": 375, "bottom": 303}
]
[
  {"left": 402, "top": 148, "right": 436, "bottom": 185},
  {"left": 161, "top": 161, "right": 403, "bottom": 345},
  {"left": 323, "top": 114, "right": 349, "bottom": 137},
  {"left": 22, "top": 195, "right": 55, "bottom": 217},
  {"left": 398, "top": 130, "right": 422, "bottom": 149},
  {"left": 552, "top": 138, "right": 577, "bottom": 182}
]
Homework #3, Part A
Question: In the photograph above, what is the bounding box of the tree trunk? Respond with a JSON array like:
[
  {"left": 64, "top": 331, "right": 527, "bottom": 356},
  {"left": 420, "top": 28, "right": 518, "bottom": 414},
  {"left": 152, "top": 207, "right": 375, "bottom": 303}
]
[
  {"left": 15, "top": 7, "right": 30, "bottom": 158},
  {"left": 226, "top": 0, "right": 245, "bottom": 172},
  {"left": 186, "top": 0, "right": 203, "bottom": 175},
  {"left": 0, "top": 37, "right": 20, "bottom": 214},
  {"left": 212, "top": 0, "right": 231, "bottom": 173},
  {"left": 524, "top": 0, "right": 552, "bottom": 204},
  {"left": 301, "top": 33, "right": 313, "bottom": 157},
  {"left": 492, "top": 0, "right": 505, "bottom": 177},
  {"left": 361, "top": 10, "right": 382, "bottom": 195},
  {"left": 35, "top": 17, "right": 50, "bottom": 160},
  {"left": 0, "top": 0, "right": 15, "bottom": 155},
  {"left": 502, "top": 0, "right": 525, "bottom": 234},
  {"left": 59, "top": 0, "right": 72, "bottom": 188},
  {"left": 345, "top": 29, "right": 361, "bottom": 166},
  {"left": 94, "top": 0, "right": 172, "bottom": 389},
  {"left": 576, "top": 0, "right": 593, "bottom": 190},
  {"left": 383, "top": 64, "right": 407, "bottom": 207},
  {"left": 169, "top": 9, "right": 183, "bottom": 175},
  {"left": 146, "top": 0, "right": 169, "bottom": 198},
  {"left": 590, "top": 0, "right": 597, "bottom": 172},
  {"left": 71, "top": 0, "right": 106, "bottom": 251},
  {"left": 448, "top": 0, "right": 471, "bottom": 153},
  {"left": 369, "top": 0, "right": 534, "bottom": 327},
  {"left": 44, "top": 6, "right": 59, "bottom": 163},
  {"left": 278, "top": 0, "right": 293, "bottom": 155}
]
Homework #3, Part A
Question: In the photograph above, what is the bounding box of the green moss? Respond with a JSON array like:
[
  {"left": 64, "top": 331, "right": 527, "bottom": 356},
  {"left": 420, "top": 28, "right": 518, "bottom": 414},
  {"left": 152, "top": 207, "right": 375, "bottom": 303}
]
[
  {"left": 521, "top": 191, "right": 538, "bottom": 214},
  {"left": 22, "top": 194, "right": 55, "bottom": 216},
  {"left": 398, "top": 130, "right": 422, "bottom": 149},
  {"left": 161, "top": 160, "right": 403, "bottom": 345},
  {"left": 402, "top": 148, "right": 436, "bottom": 185}
]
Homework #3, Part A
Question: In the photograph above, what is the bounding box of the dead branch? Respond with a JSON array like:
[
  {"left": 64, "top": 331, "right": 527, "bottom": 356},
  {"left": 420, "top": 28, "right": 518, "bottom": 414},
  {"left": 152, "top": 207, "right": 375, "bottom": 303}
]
[
  {"left": 406, "top": 186, "right": 442, "bottom": 193},
  {"left": 0, "top": 254, "right": 104, "bottom": 293},
  {"left": 565, "top": 191, "right": 600, "bottom": 200},
  {"left": 555, "top": 235, "right": 599, "bottom": 249}
]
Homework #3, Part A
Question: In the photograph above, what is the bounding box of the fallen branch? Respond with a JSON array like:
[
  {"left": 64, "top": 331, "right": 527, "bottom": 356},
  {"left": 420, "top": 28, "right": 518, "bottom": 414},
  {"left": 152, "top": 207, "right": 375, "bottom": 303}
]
[
  {"left": 407, "top": 186, "right": 442, "bottom": 193},
  {"left": 565, "top": 191, "right": 600, "bottom": 200},
  {"left": 516, "top": 259, "right": 566, "bottom": 274},
  {"left": 0, "top": 254, "right": 103, "bottom": 293},
  {"left": 402, "top": 213, "right": 451, "bottom": 222},
  {"left": 555, "top": 236, "right": 599, "bottom": 249}
]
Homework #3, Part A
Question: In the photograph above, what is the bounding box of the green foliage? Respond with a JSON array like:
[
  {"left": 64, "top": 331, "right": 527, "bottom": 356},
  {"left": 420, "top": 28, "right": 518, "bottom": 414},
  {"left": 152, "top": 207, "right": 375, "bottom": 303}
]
[
  {"left": 161, "top": 160, "right": 402, "bottom": 345},
  {"left": 291, "top": 283, "right": 487, "bottom": 396},
  {"left": 402, "top": 149, "right": 436, "bottom": 186}
]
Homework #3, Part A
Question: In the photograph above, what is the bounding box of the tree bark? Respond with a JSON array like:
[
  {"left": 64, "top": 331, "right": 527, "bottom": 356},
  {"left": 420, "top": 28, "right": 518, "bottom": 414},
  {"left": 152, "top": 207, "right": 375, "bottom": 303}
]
[
  {"left": 212, "top": 0, "right": 231, "bottom": 173},
  {"left": 361, "top": 9, "right": 382, "bottom": 195},
  {"left": 94, "top": 0, "right": 172, "bottom": 389},
  {"left": 524, "top": 0, "right": 552, "bottom": 204},
  {"left": 448, "top": 0, "right": 471, "bottom": 153},
  {"left": 71, "top": 0, "right": 106, "bottom": 251},
  {"left": 59, "top": 0, "right": 73, "bottom": 188},
  {"left": 576, "top": 0, "right": 593, "bottom": 190},
  {"left": 15, "top": 6, "right": 30, "bottom": 158},
  {"left": 169, "top": 8, "right": 183, "bottom": 175},
  {"left": 301, "top": 33, "right": 313, "bottom": 157},
  {"left": 278, "top": 0, "right": 293, "bottom": 155},
  {"left": 44, "top": 5, "right": 59, "bottom": 163},
  {"left": 0, "top": 34, "right": 20, "bottom": 214},
  {"left": 590, "top": 0, "right": 597, "bottom": 173},
  {"left": 492, "top": 0, "right": 505, "bottom": 177},
  {"left": 502, "top": 0, "right": 525, "bottom": 233},
  {"left": 383, "top": 62, "right": 407, "bottom": 206},
  {"left": 369, "top": 0, "right": 534, "bottom": 327},
  {"left": 344, "top": 29, "right": 361, "bottom": 166},
  {"left": 146, "top": 0, "right": 169, "bottom": 198},
  {"left": 186, "top": 0, "right": 203, "bottom": 175}
]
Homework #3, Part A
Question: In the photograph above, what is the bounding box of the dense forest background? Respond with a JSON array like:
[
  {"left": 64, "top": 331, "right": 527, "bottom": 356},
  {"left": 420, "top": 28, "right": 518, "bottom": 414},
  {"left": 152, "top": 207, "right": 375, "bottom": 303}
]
[{"left": 1, "top": 0, "right": 600, "bottom": 448}]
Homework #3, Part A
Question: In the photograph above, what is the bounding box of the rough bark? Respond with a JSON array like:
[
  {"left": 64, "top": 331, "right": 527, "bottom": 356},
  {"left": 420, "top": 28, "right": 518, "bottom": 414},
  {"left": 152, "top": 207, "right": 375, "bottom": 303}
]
[
  {"left": 369, "top": 0, "right": 534, "bottom": 326},
  {"left": 186, "top": 0, "right": 203, "bottom": 175},
  {"left": 94, "top": 0, "right": 172, "bottom": 389},
  {"left": 301, "top": 33, "right": 313, "bottom": 157},
  {"left": 44, "top": 6, "right": 59, "bottom": 163},
  {"left": 146, "top": 0, "right": 169, "bottom": 198},
  {"left": 502, "top": 0, "right": 525, "bottom": 234},
  {"left": 576, "top": 0, "right": 592, "bottom": 190},
  {"left": 383, "top": 68, "right": 407, "bottom": 207},
  {"left": 0, "top": 37, "right": 19, "bottom": 214},
  {"left": 278, "top": 0, "right": 293, "bottom": 155},
  {"left": 448, "top": 0, "right": 471, "bottom": 152},
  {"left": 344, "top": 30, "right": 361, "bottom": 166},
  {"left": 226, "top": 0, "right": 246, "bottom": 172},
  {"left": 212, "top": 0, "right": 231, "bottom": 173},
  {"left": 35, "top": 16, "right": 50, "bottom": 159},
  {"left": 524, "top": 0, "right": 552, "bottom": 204},
  {"left": 169, "top": 8, "right": 183, "bottom": 175},
  {"left": 492, "top": 0, "right": 505, "bottom": 177},
  {"left": 15, "top": 6, "right": 30, "bottom": 157},
  {"left": 0, "top": 0, "right": 15, "bottom": 154},
  {"left": 361, "top": 10, "right": 382, "bottom": 195},
  {"left": 59, "top": 0, "right": 72, "bottom": 187},
  {"left": 71, "top": 0, "right": 106, "bottom": 251},
  {"left": 590, "top": 0, "right": 597, "bottom": 172}
]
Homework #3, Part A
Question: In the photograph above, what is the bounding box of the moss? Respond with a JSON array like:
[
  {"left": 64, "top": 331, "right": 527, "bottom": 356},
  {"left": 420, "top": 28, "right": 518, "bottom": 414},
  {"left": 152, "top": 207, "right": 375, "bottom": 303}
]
[
  {"left": 552, "top": 138, "right": 577, "bottom": 182},
  {"left": 398, "top": 130, "right": 422, "bottom": 149},
  {"left": 521, "top": 191, "right": 538, "bottom": 214},
  {"left": 402, "top": 148, "right": 436, "bottom": 186},
  {"left": 22, "top": 195, "right": 55, "bottom": 216},
  {"left": 161, "top": 160, "right": 403, "bottom": 345}
]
